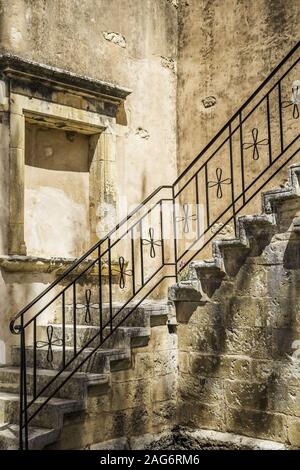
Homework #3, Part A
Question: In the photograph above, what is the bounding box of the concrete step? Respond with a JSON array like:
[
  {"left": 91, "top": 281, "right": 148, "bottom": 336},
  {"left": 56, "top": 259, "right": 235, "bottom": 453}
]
[
  {"left": 11, "top": 345, "right": 131, "bottom": 373},
  {"left": 0, "top": 391, "right": 81, "bottom": 429},
  {"left": 0, "top": 423, "right": 59, "bottom": 450},
  {"left": 53, "top": 301, "right": 168, "bottom": 328},
  {"left": 0, "top": 366, "right": 109, "bottom": 400},
  {"left": 37, "top": 324, "right": 150, "bottom": 350}
]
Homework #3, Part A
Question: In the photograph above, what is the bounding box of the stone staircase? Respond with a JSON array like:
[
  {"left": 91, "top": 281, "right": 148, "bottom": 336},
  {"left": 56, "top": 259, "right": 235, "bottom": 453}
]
[
  {"left": 169, "top": 162, "right": 300, "bottom": 307},
  {"left": 2, "top": 162, "right": 300, "bottom": 450},
  {"left": 0, "top": 301, "right": 169, "bottom": 449}
]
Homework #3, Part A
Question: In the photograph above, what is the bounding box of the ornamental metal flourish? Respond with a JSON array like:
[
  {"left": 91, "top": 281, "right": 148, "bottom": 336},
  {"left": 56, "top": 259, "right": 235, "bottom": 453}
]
[
  {"left": 114, "top": 256, "right": 133, "bottom": 289},
  {"left": 207, "top": 167, "right": 232, "bottom": 199},
  {"left": 36, "top": 325, "right": 63, "bottom": 363},
  {"left": 176, "top": 203, "right": 197, "bottom": 233},
  {"left": 243, "top": 128, "right": 269, "bottom": 160},
  {"left": 142, "top": 227, "right": 162, "bottom": 258},
  {"left": 282, "top": 80, "right": 300, "bottom": 119},
  {"left": 76, "top": 289, "right": 94, "bottom": 324}
]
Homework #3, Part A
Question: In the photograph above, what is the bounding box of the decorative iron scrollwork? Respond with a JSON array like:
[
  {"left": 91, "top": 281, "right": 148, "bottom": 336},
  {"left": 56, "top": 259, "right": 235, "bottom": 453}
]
[
  {"left": 114, "top": 256, "right": 133, "bottom": 289},
  {"left": 243, "top": 128, "right": 269, "bottom": 160},
  {"left": 76, "top": 289, "right": 95, "bottom": 324},
  {"left": 36, "top": 325, "right": 63, "bottom": 363},
  {"left": 207, "top": 167, "right": 232, "bottom": 199},
  {"left": 176, "top": 203, "right": 197, "bottom": 233},
  {"left": 142, "top": 228, "right": 162, "bottom": 258},
  {"left": 282, "top": 80, "right": 300, "bottom": 119}
]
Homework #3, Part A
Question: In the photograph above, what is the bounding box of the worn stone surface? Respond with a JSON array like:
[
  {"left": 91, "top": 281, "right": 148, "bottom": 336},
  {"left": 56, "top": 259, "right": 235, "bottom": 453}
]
[{"left": 177, "top": 195, "right": 300, "bottom": 447}]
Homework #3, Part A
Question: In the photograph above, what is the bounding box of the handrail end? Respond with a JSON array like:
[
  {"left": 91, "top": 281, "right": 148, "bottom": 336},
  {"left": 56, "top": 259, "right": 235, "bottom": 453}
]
[{"left": 10, "top": 320, "right": 22, "bottom": 335}]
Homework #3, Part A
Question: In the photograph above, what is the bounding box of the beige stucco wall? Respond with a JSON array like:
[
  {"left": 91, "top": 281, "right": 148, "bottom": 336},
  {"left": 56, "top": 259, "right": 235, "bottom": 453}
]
[
  {"left": 25, "top": 124, "right": 91, "bottom": 258},
  {"left": 0, "top": 0, "right": 178, "bottom": 210},
  {"left": 175, "top": 0, "right": 300, "bottom": 264},
  {"left": 177, "top": 0, "right": 300, "bottom": 172}
]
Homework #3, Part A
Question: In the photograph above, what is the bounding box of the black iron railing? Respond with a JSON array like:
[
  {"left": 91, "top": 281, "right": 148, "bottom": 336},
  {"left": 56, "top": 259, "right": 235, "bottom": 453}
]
[{"left": 9, "top": 41, "right": 300, "bottom": 449}]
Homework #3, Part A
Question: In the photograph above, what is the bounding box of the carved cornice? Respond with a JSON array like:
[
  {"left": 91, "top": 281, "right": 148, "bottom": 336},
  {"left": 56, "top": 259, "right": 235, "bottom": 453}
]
[{"left": 0, "top": 53, "right": 131, "bottom": 105}]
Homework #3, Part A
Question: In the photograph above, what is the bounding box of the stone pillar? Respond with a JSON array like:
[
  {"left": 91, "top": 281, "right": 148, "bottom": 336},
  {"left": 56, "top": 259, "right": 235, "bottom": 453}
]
[
  {"left": 89, "top": 122, "right": 117, "bottom": 244},
  {"left": 8, "top": 112, "right": 26, "bottom": 255}
]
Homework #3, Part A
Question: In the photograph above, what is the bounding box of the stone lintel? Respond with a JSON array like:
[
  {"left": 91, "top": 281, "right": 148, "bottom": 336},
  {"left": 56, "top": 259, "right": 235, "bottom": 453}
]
[{"left": 0, "top": 53, "right": 132, "bottom": 106}]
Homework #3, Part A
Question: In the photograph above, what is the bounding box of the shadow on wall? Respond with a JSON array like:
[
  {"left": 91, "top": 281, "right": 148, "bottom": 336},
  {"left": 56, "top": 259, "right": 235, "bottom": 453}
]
[{"left": 177, "top": 203, "right": 300, "bottom": 443}]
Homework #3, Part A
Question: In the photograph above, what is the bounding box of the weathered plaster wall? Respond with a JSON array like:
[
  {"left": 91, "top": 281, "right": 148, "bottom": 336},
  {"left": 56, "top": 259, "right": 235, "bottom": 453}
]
[
  {"left": 177, "top": 197, "right": 300, "bottom": 447},
  {"left": 25, "top": 124, "right": 91, "bottom": 257},
  {"left": 0, "top": 0, "right": 178, "bottom": 213},
  {"left": 177, "top": 0, "right": 300, "bottom": 172},
  {"left": 175, "top": 0, "right": 300, "bottom": 262}
]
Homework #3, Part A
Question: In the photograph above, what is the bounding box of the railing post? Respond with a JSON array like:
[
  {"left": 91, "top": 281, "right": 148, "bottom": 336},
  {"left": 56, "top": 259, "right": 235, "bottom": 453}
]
[
  {"left": 20, "top": 322, "right": 28, "bottom": 450},
  {"left": 229, "top": 122, "right": 237, "bottom": 236},
  {"left": 172, "top": 186, "right": 178, "bottom": 281},
  {"left": 19, "top": 325, "right": 24, "bottom": 450}
]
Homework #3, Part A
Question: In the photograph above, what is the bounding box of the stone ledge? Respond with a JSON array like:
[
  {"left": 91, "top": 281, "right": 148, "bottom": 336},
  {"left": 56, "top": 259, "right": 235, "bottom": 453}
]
[{"left": 0, "top": 255, "right": 119, "bottom": 276}]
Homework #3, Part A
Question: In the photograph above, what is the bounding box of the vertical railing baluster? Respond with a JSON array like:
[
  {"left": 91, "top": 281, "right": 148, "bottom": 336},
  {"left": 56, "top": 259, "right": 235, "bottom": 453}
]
[
  {"left": 266, "top": 93, "right": 272, "bottom": 166},
  {"left": 73, "top": 282, "right": 77, "bottom": 356},
  {"left": 229, "top": 122, "right": 237, "bottom": 235},
  {"left": 33, "top": 319, "right": 37, "bottom": 399},
  {"left": 98, "top": 245, "right": 103, "bottom": 343},
  {"left": 160, "top": 200, "right": 165, "bottom": 265},
  {"left": 131, "top": 229, "right": 135, "bottom": 295},
  {"left": 172, "top": 187, "right": 178, "bottom": 280},
  {"left": 278, "top": 81, "right": 284, "bottom": 153},
  {"left": 108, "top": 238, "right": 113, "bottom": 333},
  {"left": 21, "top": 324, "right": 28, "bottom": 450},
  {"left": 239, "top": 112, "right": 246, "bottom": 205},
  {"left": 139, "top": 221, "right": 144, "bottom": 286},
  {"left": 19, "top": 319, "right": 24, "bottom": 450},
  {"left": 62, "top": 292, "right": 66, "bottom": 368},
  {"left": 195, "top": 173, "right": 200, "bottom": 239},
  {"left": 205, "top": 164, "right": 210, "bottom": 229}
]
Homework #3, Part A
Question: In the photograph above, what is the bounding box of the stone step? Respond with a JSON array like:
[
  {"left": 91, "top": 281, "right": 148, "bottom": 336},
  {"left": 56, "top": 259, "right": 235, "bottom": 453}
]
[
  {"left": 53, "top": 301, "right": 168, "bottom": 328},
  {"left": 11, "top": 345, "right": 131, "bottom": 373},
  {"left": 37, "top": 324, "right": 150, "bottom": 350},
  {"left": 0, "top": 391, "right": 81, "bottom": 429},
  {"left": 0, "top": 366, "right": 109, "bottom": 400},
  {"left": 0, "top": 423, "right": 59, "bottom": 450}
]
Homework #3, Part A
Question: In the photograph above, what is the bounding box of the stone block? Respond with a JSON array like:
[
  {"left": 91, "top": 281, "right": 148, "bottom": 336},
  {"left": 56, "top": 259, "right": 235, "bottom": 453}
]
[
  {"left": 272, "top": 328, "right": 300, "bottom": 360},
  {"left": 111, "top": 352, "right": 153, "bottom": 383},
  {"left": 177, "top": 400, "right": 225, "bottom": 431},
  {"left": 152, "top": 373, "right": 177, "bottom": 403},
  {"left": 110, "top": 379, "right": 151, "bottom": 411},
  {"left": 150, "top": 326, "right": 177, "bottom": 351},
  {"left": 225, "top": 406, "right": 286, "bottom": 442},
  {"left": 153, "top": 350, "right": 177, "bottom": 375},
  {"left": 225, "top": 327, "right": 271, "bottom": 359},
  {"left": 178, "top": 351, "right": 189, "bottom": 373},
  {"left": 268, "top": 383, "right": 300, "bottom": 416},
  {"left": 226, "top": 296, "right": 267, "bottom": 328},
  {"left": 179, "top": 323, "right": 226, "bottom": 354},
  {"left": 225, "top": 380, "right": 268, "bottom": 410},
  {"left": 108, "top": 406, "right": 150, "bottom": 439},
  {"left": 179, "top": 375, "right": 224, "bottom": 403},
  {"left": 152, "top": 400, "right": 177, "bottom": 428},
  {"left": 189, "top": 353, "right": 252, "bottom": 380},
  {"left": 235, "top": 264, "right": 268, "bottom": 298},
  {"left": 286, "top": 417, "right": 300, "bottom": 447}
]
